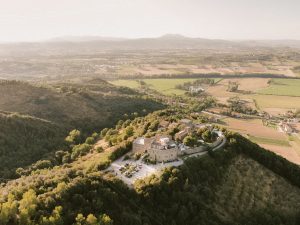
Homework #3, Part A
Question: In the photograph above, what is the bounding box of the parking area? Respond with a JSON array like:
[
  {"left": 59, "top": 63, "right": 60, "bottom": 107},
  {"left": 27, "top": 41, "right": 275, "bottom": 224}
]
[{"left": 108, "top": 156, "right": 184, "bottom": 186}]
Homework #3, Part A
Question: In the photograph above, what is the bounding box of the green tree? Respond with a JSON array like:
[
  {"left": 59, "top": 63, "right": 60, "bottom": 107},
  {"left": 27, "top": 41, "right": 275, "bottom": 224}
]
[
  {"left": 99, "top": 214, "right": 113, "bottom": 225},
  {"left": 125, "top": 126, "right": 134, "bottom": 137},
  {"left": 0, "top": 194, "right": 18, "bottom": 225},
  {"left": 75, "top": 213, "right": 86, "bottom": 225},
  {"left": 18, "top": 189, "right": 38, "bottom": 225},
  {"left": 183, "top": 136, "right": 197, "bottom": 147},
  {"left": 66, "top": 129, "right": 82, "bottom": 145},
  {"left": 85, "top": 137, "right": 95, "bottom": 145},
  {"left": 86, "top": 214, "right": 98, "bottom": 225},
  {"left": 40, "top": 206, "right": 63, "bottom": 225}
]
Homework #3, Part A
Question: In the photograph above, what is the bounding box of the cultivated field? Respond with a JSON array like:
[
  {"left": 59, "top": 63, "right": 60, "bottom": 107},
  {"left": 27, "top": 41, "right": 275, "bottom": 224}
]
[
  {"left": 117, "top": 61, "right": 298, "bottom": 77},
  {"left": 251, "top": 95, "right": 300, "bottom": 112},
  {"left": 111, "top": 77, "right": 300, "bottom": 113},
  {"left": 259, "top": 144, "right": 300, "bottom": 165},
  {"left": 111, "top": 77, "right": 300, "bottom": 165},
  {"left": 222, "top": 117, "right": 300, "bottom": 165},
  {"left": 110, "top": 78, "right": 221, "bottom": 95},
  {"left": 257, "top": 79, "right": 300, "bottom": 97},
  {"left": 222, "top": 118, "right": 285, "bottom": 140}
]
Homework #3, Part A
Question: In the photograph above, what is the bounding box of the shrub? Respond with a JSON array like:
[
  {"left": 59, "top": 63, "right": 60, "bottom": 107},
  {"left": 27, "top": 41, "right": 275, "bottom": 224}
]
[
  {"left": 85, "top": 137, "right": 95, "bottom": 145},
  {"left": 95, "top": 146, "right": 104, "bottom": 153},
  {"left": 109, "top": 141, "right": 132, "bottom": 161},
  {"left": 71, "top": 144, "right": 92, "bottom": 160}
]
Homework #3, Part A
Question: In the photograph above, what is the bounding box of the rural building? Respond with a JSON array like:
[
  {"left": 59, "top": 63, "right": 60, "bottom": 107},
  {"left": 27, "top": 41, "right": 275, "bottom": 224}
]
[
  {"left": 175, "top": 129, "right": 189, "bottom": 141},
  {"left": 132, "top": 137, "right": 153, "bottom": 153},
  {"left": 148, "top": 135, "right": 179, "bottom": 162},
  {"left": 279, "top": 122, "right": 294, "bottom": 134},
  {"left": 180, "top": 119, "right": 193, "bottom": 127},
  {"left": 132, "top": 135, "right": 179, "bottom": 162},
  {"left": 189, "top": 86, "right": 204, "bottom": 94},
  {"left": 132, "top": 124, "right": 225, "bottom": 163},
  {"left": 195, "top": 123, "right": 207, "bottom": 129},
  {"left": 159, "top": 120, "right": 170, "bottom": 129},
  {"left": 168, "top": 122, "right": 179, "bottom": 129}
]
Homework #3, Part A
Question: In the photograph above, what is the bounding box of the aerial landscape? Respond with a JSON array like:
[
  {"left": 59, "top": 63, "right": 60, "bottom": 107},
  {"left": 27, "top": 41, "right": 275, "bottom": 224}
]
[{"left": 0, "top": 0, "right": 300, "bottom": 225}]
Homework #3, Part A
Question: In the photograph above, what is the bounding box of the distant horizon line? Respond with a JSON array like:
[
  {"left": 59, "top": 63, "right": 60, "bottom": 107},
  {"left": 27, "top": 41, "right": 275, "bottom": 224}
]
[{"left": 1, "top": 34, "right": 300, "bottom": 44}]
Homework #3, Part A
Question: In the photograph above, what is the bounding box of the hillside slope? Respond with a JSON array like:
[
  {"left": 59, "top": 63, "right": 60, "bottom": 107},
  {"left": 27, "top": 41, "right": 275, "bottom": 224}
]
[
  {"left": 0, "top": 80, "right": 163, "bottom": 179},
  {"left": 0, "top": 133, "right": 299, "bottom": 225},
  {"left": 0, "top": 111, "right": 64, "bottom": 179},
  {"left": 0, "top": 80, "right": 160, "bottom": 133},
  {"left": 214, "top": 155, "right": 300, "bottom": 223}
]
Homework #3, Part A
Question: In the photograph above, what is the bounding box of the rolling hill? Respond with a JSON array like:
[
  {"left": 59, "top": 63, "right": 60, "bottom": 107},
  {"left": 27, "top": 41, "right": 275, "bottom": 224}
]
[
  {"left": 0, "top": 111, "right": 64, "bottom": 179},
  {"left": 1, "top": 35, "right": 300, "bottom": 57},
  {"left": 0, "top": 79, "right": 163, "bottom": 179}
]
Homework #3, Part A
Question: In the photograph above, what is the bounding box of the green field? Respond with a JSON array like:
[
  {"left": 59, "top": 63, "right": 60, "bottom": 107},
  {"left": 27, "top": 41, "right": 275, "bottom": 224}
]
[
  {"left": 250, "top": 94, "right": 300, "bottom": 109},
  {"left": 257, "top": 79, "right": 300, "bottom": 97},
  {"left": 110, "top": 78, "right": 221, "bottom": 96},
  {"left": 248, "top": 135, "right": 290, "bottom": 147}
]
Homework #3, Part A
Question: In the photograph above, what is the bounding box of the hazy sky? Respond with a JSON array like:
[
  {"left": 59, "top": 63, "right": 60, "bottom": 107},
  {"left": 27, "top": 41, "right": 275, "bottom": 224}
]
[{"left": 0, "top": 0, "right": 299, "bottom": 42}]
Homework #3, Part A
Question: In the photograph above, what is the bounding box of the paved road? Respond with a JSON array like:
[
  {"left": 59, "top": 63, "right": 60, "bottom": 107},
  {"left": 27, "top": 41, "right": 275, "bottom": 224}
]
[{"left": 212, "top": 135, "right": 227, "bottom": 151}]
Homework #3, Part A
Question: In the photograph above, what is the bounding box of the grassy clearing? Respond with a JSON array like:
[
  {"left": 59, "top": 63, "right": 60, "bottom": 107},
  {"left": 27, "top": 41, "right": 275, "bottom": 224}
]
[
  {"left": 257, "top": 79, "right": 300, "bottom": 97},
  {"left": 248, "top": 135, "right": 290, "bottom": 147}
]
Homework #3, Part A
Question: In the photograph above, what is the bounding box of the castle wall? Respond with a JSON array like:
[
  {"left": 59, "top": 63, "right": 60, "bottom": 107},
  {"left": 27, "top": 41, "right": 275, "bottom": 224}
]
[{"left": 148, "top": 147, "right": 179, "bottom": 162}]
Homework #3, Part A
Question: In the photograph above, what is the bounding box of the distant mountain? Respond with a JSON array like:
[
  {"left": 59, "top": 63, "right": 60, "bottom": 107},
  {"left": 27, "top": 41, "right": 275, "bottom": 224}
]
[
  {"left": 158, "top": 33, "right": 190, "bottom": 40},
  {"left": 0, "top": 34, "right": 299, "bottom": 57}
]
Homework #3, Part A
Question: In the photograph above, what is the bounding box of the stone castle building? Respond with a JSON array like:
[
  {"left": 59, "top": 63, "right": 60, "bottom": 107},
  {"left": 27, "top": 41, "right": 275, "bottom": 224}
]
[{"left": 132, "top": 135, "right": 179, "bottom": 162}]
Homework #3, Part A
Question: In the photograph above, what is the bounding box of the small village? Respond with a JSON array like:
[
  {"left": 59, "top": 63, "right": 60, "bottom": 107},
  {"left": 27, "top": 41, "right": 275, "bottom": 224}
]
[{"left": 109, "top": 119, "right": 226, "bottom": 186}]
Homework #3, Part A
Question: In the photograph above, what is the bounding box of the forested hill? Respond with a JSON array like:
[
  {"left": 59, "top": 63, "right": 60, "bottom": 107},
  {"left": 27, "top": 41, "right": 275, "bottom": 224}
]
[
  {"left": 0, "top": 111, "right": 64, "bottom": 179},
  {"left": 0, "top": 130, "right": 299, "bottom": 225},
  {"left": 0, "top": 80, "right": 160, "bottom": 133},
  {"left": 0, "top": 79, "right": 163, "bottom": 179}
]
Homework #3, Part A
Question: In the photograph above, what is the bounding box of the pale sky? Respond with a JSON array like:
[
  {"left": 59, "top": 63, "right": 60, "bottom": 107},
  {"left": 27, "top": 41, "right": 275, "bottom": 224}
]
[{"left": 0, "top": 0, "right": 299, "bottom": 42}]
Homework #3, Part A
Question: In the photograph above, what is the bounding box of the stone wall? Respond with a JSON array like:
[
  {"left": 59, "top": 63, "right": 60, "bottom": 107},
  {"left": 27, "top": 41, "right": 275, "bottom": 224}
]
[{"left": 148, "top": 147, "right": 179, "bottom": 162}]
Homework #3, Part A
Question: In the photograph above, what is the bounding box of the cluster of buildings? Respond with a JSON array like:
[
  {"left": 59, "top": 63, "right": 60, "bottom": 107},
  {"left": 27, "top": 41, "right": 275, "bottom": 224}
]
[
  {"left": 133, "top": 135, "right": 179, "bottom": 162},
  {"left": 132, "top": 119, "right": 224, "bottom": 162},
  {"left": 278, "top": 118, "right": 298, "bottom": 134},
  {"left": 261, "top": 111, "right": 299, "bottom": 135}
]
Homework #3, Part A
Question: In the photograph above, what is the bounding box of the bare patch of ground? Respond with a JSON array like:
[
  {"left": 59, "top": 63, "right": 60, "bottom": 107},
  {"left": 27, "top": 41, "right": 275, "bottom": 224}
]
[
  {"left": 223, "top": 118, "right": 285, "bottom": 140},
  {"left": 263, "top": 108, "right": 289, "bottom": 116},
  {"left": 260, "top": 144, "right": 300, "bottom": 165}
]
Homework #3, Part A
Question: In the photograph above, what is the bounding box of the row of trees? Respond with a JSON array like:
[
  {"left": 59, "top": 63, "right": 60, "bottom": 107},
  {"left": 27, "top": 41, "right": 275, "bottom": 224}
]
[
  {"left": 225, "top": 96, "right": 258, "bottom": 115},
  {"left": 175, "top": 78, "right": 215, "bottom": 90}
]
